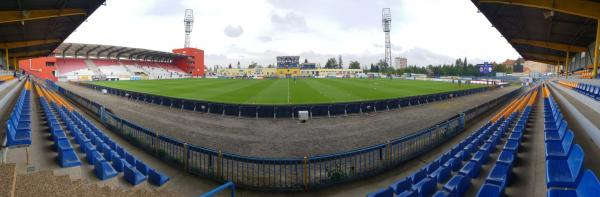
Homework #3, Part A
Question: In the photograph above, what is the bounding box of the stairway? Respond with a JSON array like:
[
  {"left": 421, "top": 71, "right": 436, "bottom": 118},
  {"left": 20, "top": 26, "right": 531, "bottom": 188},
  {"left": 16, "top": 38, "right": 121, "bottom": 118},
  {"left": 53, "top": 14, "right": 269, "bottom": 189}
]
[{"left": 84, "top": 60, "right": 104, "bottom": 76}]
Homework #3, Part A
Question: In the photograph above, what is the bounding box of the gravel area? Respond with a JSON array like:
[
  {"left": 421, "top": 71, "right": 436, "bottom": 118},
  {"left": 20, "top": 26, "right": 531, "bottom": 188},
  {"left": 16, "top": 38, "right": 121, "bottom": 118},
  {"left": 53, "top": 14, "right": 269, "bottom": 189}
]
[
  {"left": 59, "top": 82, "right": 518, "bottom": 157},
  {"left": 13, "top": 169, "right": 180, "bottom": 197},
  {"left": 0, "top": 163, "right": 16, "bottom": 197}
]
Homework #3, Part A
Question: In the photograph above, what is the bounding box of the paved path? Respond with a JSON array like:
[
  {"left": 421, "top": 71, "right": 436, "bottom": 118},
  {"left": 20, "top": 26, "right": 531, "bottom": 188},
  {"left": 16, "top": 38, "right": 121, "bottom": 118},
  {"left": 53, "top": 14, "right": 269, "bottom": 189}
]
[{"left": 59, "top": 82, "right": 519, "bottom": 157}]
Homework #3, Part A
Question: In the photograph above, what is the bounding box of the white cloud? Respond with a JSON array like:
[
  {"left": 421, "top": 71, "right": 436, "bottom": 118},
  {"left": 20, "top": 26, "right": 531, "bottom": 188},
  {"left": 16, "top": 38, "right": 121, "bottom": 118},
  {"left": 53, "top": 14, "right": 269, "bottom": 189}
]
[
  {"left": 65, "top": 0, "right": 519, "bottom": 67},
  {"left": 224, "top": 25, "right": 244, "bottom": 38}
]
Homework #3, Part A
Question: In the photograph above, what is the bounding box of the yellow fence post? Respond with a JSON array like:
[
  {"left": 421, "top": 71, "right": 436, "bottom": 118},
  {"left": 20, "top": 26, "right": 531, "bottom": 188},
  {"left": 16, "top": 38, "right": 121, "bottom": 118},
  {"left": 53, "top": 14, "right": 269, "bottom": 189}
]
[{"left": 303, "top": 156, "right": 308, "bottom": 190}]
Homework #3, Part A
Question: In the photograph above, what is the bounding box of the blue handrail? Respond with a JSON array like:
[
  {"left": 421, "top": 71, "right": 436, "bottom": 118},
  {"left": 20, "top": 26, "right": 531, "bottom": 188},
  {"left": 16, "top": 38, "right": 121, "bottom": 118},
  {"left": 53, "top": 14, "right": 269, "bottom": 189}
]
[{"left": 200, "top": 181, "right": 235, "bottom": 197}]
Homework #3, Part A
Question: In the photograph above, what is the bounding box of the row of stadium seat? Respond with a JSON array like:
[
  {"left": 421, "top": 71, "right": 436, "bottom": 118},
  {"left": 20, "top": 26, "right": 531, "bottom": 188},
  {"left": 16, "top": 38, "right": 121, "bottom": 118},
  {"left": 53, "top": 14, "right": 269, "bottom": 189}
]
[
  {"left": 543, "top": 85, "right": 600, "bottom": 196},
  {"left": 0, "top": 75, "right": 15, "bottom": 83},
  {"left": 556, "top": 80, "right": 600, "bottom": 101},
  {"left": 6, "top": 82, "right": 32, "bottom": 147},
  {"left": 40, "top": 97, "right": 82, "bottom": 167},
  {"left": 366, "top": 88, "right": 537, "bottom": 197},
  {"left": 36, "top": 83, "right": 169, "bottom": 186},
  {"left": 475, "top": 87, "right": 537, "bottom": 197},
  {"left": 575, "top": 83, "right": 600, "bottom": 101}
]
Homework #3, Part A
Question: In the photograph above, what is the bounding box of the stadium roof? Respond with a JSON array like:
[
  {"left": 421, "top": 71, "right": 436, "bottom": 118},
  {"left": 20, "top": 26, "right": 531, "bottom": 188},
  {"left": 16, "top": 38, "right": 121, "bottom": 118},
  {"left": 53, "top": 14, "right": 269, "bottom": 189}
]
[
  {"left": 54, "top": 43, "right": 188, "bottom": 62},
  {"left": 0, "top": 0, "right": 105, "bottom": 59},
  {"left": 471, "top": 0, "right": 599, "bottom": 65}
]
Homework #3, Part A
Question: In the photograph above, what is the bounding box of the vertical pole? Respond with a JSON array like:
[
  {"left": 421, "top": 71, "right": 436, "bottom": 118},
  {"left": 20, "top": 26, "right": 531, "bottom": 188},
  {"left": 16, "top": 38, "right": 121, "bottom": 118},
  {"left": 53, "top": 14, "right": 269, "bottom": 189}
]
[
  {"left": 303, "top": 156, "right": 308, "bottom": 190},
  {"left": 13, "top": 57, "right": 17, "bottom": 71},
  {"left": 4, "top": 48, "right": 8, "bottom": 70},
  {"left": 386, "top": 141, "right": 391, "bottom": 164},
  {"left": 217, "top": 150, "right": 222, "bottom": 180},
  {"left": 593, "top": 19, "right": 600, "bottom": 78},
  {"left": 565, "top": 52, "right": 570, "bottom": 79},
  {"left": 183, "top": 143, "right": 189, "bottom": 171}
]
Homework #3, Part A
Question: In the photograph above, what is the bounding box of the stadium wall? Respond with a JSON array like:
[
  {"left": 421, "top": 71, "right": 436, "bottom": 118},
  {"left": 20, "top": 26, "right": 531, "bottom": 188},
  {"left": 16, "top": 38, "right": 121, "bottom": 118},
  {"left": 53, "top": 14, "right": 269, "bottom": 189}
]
[
  {"left": 52, "top": 79, "right": 522, "bottom": 190},
  {"left": 19, "top": 57, "right": 57, "bottom": 81}
]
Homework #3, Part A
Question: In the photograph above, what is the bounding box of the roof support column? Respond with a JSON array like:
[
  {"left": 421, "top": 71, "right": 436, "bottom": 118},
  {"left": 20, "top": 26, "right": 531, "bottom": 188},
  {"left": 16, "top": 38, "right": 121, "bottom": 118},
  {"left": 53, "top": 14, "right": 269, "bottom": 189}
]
[
  {"left": 13, "top": 57, "right": 17, "bottom": 71},
  {"left": 593, "top": 19, "right": 600, "bottom": 78},
  {"left": 4, "top": 48, "right": 8, "bottom": 70},
  {"left": 565, "top": 52, "right": 570, "bottom": 79}
]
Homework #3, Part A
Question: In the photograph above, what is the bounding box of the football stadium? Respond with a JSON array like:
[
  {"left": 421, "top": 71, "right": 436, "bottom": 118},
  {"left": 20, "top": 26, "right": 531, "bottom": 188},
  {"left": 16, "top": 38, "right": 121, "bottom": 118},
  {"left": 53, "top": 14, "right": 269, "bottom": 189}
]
[{"left": 1, "top": 0, "right": 600, "bottom": 197}]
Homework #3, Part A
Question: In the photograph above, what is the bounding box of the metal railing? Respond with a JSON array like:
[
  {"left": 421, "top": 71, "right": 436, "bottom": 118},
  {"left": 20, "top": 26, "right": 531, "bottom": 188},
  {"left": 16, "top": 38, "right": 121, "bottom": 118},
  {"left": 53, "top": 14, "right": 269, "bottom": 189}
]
[{"left": 53, "top": 81, "right": 521, "bottom": 191}]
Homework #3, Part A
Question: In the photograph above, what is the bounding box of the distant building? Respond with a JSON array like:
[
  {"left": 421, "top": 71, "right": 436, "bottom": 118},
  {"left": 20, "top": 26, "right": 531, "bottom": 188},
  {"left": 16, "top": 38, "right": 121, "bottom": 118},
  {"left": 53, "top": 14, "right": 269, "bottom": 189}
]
[
  {"left": 523, "top": 60, "right": 551, "bottom": 74},
  {"left": 394, "top": 57, "right": 407, "bottom": 69}
]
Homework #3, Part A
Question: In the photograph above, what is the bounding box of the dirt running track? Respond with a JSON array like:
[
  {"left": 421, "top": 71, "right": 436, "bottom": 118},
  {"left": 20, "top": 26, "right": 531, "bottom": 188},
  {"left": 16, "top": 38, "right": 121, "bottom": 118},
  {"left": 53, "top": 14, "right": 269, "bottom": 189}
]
[{"left": 59, "top": 82, "right": 519, "bottom": 157}]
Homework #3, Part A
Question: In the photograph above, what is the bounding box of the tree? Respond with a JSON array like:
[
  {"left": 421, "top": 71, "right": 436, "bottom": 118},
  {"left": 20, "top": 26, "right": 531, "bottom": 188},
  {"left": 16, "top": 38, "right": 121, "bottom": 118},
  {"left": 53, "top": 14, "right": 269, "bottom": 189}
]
[
  {"left": 325, "top": 58, "right": 337, "bottom": 69},
  {"left": 338, "top": 55, "right": 343, "bottom": 69},
  {"left": 304, "top": 58, "right": 308, "bottom": 64},
  {"left": 236, "top": 61, "right": 241, "bottom": 69},
  {"left": 248, "top": 61, "right": 258, "bottom": 69},
  {"left": 349, "top": 61, "right": 361, "bottom": 69},
  {"left": 376, "top": 59, "right": 390, "bottom": 72},
  {"left": 267, "top": 64, "right": 274, "bottom": 68},
  {"left": 228, "top": 64, "right": 232, "bottom": 69}
]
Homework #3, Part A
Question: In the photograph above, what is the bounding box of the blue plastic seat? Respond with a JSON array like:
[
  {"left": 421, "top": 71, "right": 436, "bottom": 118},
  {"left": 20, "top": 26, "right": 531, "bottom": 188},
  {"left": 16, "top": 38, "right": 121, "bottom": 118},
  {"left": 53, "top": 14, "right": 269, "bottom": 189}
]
[
  {"left": 459, "top": 161, "right": 481, "bottom": 179},
  {"left": 429, "top": 165, "right": 451, "bottom": 183},
  {"left": 389, "top": 177, "right": 411, "bottom": 194},
  {"left": 503, "top": 140, "right": 519, "bottom": 153},
  {"left": 411, "top": 177, "right": 436, "bottom": 197},
  {"left": 508, "top": 132, "right": 523, "bottom": 142},
  {"left": 548, "top": 170, "right": 600, "bottom": 197},
  {"left": 485, "top": 163, "right": 510, "bottom": 189},
  {"left": 431, "top": 190, "right": 450, "bottom": 197},
  {"left": 124, "top": 165, "right": 147, "bottom": 186},
  {"left": 94, "top": 160, "right": 118, "bottom": 180},
  {"left": 125, "top": 152, "right": 137, "bottom": 166},
  {"left": 496, "top": 150, "right": 515, "bottom": 167},
  {"left": 546, "top": 144, "right": 584, "bottom": 188},
  {"left": 425, "top": 160, "right": 440, "bottom": 174},
  {"left": 545, "top": 121, "right": 567, "bottom": 142},
  {"left": 476, "top": 183, "right": 502, "bottom": 197},
  {"left": 545, "top": 130, "right": 574, "bottom": 160},
  {"left": 479, "top": 142, "right": 493, "bottom": 154},
  {"left": 454, "top": 150, "right": 469, "bottom": 161},
  {"left": 397, "top": 190, "right": 418, "bottom": 197},
  {"left": 58, "top": 149, "right": 81, "bottom": 168},
  {"left": 88, "top": 150, "right": 105, "bottom": 165},
  {"left": 471, "top": 150, "right": 488, "bottom": 165},
  {"left": 112, "top": 155, "right": 125, "bottom": 172},
  {"left": 148, "top": 168, "right": 170, "bottom": 186},
  {"left": 443, "top": 175, "right": 469, "bottom": 196},
  {"left": 136, "top": 161, "right": 150, "bottom": 176},
  {"left": 443, "top": 158, "right": 461, "bottom": 172}
]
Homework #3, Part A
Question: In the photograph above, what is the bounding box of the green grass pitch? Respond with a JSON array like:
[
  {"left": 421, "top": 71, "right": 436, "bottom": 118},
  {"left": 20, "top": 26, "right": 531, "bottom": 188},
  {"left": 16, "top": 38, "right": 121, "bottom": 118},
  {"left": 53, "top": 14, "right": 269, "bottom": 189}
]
[{"left": 89, "top": 78, "right": 485, "bottom": 105}]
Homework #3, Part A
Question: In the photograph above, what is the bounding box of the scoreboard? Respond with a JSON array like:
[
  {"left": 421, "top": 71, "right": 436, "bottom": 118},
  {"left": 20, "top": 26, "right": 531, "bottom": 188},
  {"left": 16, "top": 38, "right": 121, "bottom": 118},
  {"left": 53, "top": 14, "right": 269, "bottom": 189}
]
[{"left": 478, "top": 62, "right": 493, "bottom": 74}]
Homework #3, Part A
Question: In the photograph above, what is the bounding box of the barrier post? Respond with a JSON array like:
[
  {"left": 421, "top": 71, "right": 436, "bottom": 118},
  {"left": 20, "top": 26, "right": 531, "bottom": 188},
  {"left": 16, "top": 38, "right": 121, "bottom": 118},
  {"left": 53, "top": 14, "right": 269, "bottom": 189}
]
[
  {"left": 459, "top": 113, "right": 465, "bottom": 131},
  {"left": 184, "top": 143, "right": 189, "bottom": 171},
  {"left": 217, "top": 149, "right": 222, "bottom": 180},
  {"left": 303, "top": 156, "right": 308, "bottom": 190},
  {"left": 154, "top": 131, "right": 159, "bottom": 154},
  {"left": 386, "top": 140, "right": 391, "bottom": 165}
]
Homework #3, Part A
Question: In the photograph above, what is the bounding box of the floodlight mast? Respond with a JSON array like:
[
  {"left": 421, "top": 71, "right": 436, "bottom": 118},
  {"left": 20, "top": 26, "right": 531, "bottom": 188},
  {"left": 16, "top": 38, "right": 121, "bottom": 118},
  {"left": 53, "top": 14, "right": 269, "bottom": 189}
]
[
  {"left": 382, "top": 8, "right": 392, "bottom": 68},
  {"left": 184, "top": 9, "right": 194, "bottom": 48}
]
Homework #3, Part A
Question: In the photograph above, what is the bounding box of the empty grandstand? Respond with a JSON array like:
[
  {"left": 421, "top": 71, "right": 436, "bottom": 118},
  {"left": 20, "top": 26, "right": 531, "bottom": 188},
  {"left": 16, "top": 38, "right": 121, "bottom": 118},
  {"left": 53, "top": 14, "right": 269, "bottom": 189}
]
[{"left": 20, "top": 43, "right": 203, "bottom": 82}]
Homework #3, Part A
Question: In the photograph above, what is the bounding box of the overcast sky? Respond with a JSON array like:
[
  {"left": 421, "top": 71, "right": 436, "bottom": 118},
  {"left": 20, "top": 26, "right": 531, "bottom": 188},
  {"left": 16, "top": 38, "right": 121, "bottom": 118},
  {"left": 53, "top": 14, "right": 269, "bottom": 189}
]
[{"left": 65, "top": 0, "right": 520, "bottom": 68}]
